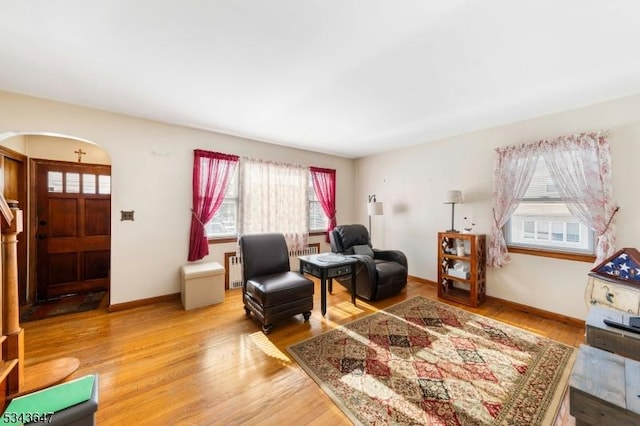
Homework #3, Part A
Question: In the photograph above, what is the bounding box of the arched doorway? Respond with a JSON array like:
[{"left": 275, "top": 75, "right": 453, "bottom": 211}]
[{"left": 0, "top": 132, "right": 111, "bottom": 312}]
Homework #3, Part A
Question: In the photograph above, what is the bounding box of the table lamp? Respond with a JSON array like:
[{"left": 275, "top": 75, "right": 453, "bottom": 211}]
[{"left": 444, "top": 190, "right": 463, "bottom": 232}]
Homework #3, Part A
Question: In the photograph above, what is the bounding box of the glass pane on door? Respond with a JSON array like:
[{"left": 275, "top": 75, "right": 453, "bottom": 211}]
[
  {"left": 83, "top": 174, "right": 96, "bottom": 194},
  {"left": 48, "top": 171, "right": 63, "bottom": 193}
]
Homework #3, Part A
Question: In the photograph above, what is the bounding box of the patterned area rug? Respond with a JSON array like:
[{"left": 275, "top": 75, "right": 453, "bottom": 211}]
[
  {"left": 20, "top": 291, "right": 106, "bottom": 323},
  {"left": 288, "top": 296, "right": 576, "bottom": 425}
]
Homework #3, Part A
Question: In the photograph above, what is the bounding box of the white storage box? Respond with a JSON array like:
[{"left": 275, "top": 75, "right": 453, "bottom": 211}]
[
  {"left": 448, "top": 269, "right": 470, "bottom": 280},
  {"left": 180, "top": 262, "right": 225, "bottom": 310}
]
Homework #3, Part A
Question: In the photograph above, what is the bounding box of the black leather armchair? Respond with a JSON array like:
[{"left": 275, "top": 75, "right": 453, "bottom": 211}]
[
  {"left": 239, "top": 233, "right": 314, "bottom": 334},
  {"left": 329, "top": 224, "right": 407, "bottom": 300}
]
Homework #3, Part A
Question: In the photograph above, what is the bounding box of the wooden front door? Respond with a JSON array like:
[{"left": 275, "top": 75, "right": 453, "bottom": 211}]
[{"left": 35, "top": 160, "right": 111, "bottom": 300}]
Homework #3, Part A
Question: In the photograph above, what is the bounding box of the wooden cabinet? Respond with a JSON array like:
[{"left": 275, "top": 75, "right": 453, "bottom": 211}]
[
  {"left": 437, "top": 232, "right": 486, "bottom": 307},
  {"left": 585, "top": 306, "right": 640, "bottom": 361}
]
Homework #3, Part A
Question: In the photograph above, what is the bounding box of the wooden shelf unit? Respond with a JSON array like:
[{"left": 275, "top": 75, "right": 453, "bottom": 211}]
[{"left": 437, "top": 232, "right": 486, "bottom": 307}]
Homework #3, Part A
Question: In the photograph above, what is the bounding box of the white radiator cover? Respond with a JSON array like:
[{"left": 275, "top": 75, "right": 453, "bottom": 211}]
[{"left": 227, "top": 246, "right": 319, "bottom": 289}]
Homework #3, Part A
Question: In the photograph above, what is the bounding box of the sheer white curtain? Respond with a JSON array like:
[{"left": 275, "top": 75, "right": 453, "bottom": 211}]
[
  {"left": 489, "top": 130, "right": 617, "bottom": 267},
  {"left": 488, "top": 143, "right": 539, "bottom": 267},
  {"left": 541, "top": 131, "right": 617, "bottom": 263},
  {"left": 238, "top": 158, "right": 309, "bottom": 250}
]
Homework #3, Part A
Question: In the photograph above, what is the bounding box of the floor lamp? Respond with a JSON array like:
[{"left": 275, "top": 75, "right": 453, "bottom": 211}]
[
  {"left": 444, "top": 190, "right": 463, "bottom": 232},
  {"left": 367, "top": 194, "right": 384, "bottom": 242}
]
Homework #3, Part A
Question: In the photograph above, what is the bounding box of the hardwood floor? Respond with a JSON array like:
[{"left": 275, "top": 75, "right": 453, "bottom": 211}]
[{"left": 21, "top": 279, "right": 585, "bottom": 425}]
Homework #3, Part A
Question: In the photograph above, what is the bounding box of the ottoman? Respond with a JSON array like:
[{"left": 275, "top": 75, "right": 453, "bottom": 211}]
[{"left": 180, "top": 262, "right": 225, "bottom": 310}]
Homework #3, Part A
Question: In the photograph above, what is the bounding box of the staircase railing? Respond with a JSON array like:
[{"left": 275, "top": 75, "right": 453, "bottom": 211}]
[
  {"left": 0, "top": 197, "right": 79, "bottom": 409},
  {"left": 0, "top": 195, "right": 19, "bottom": 406}
]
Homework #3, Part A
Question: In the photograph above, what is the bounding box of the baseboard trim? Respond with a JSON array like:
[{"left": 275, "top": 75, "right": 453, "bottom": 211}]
[
  {"left": 485, "top": 295, "right": 584, "bottom": 328},
  {"left": 409, "top": 275, "right": 436, "bottom": 286},
  {"left": 108, "top": 293, "right": 180, "bottom": 312},
  {"left": 408, "top": 275, "right": 583, "bottom": 328}
]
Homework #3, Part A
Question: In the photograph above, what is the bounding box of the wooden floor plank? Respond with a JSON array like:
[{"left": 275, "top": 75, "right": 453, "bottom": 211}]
[{"left": 20, "top": 279, "right": 584, "bottom": 425}]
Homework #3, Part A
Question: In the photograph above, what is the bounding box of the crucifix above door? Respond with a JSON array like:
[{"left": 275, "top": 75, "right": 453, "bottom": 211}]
[{"left": 74, "top": 148, "right": 86, "bottom": 163}]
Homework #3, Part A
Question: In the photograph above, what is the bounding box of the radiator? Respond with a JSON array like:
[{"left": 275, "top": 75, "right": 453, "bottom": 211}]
[{"left": 226, "top": 244, "right": 319, "bottom": 289}]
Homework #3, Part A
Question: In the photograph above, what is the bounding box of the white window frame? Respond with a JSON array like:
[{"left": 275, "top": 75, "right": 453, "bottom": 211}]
[
  {"left": 308, "top": 176, "right": 329, "bottom": 233},
  {"left": 504, "top": 158, "right": 595, "bottom": 255},
  {"left": 505, "top": 207, "right": 595, "bottom": 254},
  {"left": 204, "top": 168, "right": 238, "bottom": 238}
]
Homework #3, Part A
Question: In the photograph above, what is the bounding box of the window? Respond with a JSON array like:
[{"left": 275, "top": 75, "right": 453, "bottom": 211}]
[
  {"left": 47, "top": 171, "right": 111, "bottom": 195},
  {"left": 47, "top": 171, "right": 63, "bottom": 192},
  {"left": 82, "top": 174, "right": 96, "bottom": 194},
  {"left": 490, "top": 131, "right": 615, "bottom": 267},
  {"left": 308, "top": 177, "right": 328, "bottom": 232},
  {"left": 206, "top": 167, "right": 330, "bottom": 239},
  {"left": 66, "top": 173, "right": 80, "bottom": 193},
  {"left": 204, "top": 168, "right": 238, "bottom": 238},
  {"left": 98, "top": 175, "right": 111, "bottom": 194},
  {"left": 505, "top": 157, "right": 594, "bottom": 254}
]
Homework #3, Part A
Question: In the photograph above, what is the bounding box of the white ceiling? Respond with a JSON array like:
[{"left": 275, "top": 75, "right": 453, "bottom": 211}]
[{"left": 1, "top": 1, "right": 640, "bottom": 159}]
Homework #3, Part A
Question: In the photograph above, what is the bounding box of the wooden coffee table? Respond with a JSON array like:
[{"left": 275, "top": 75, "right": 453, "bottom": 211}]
[
  {"left": 298, "top": 253, "right": 357, "bottom": 316},
  {"left": 570, "top": 344, "right": 640, "bottom": 425}
]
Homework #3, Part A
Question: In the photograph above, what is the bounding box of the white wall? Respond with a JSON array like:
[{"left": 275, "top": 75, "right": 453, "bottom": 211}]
[
  {"left": 1, "top": 134, "right": 26, "bottom": 154},
  {"left": 26, "top": 135, "right": 111, "bottom": 165},
  {"left": 0, "top": 91, "right": 355, "bottom": 305},
  {"left": 355, "top": 93, "right": 640, "bottom": 320}
]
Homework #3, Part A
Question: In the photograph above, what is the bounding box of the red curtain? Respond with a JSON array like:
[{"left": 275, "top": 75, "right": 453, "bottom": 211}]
[
  {"left": 188, "top": 150, "right": 239, "bottom": 261},
  {"left": 310, "top": 167, "right": 337, "bottom": 242}
]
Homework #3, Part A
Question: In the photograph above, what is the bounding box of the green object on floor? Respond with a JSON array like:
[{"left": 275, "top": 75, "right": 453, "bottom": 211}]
[{"left": 2, "top": 375, "right": 95, "bottom": 425}]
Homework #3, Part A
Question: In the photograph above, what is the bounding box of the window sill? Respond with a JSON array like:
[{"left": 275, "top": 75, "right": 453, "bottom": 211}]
[
  {"left": 507, "top": 246, "right": 595, "bottom": 263},
  {"left": 208, "top": 236, "right": 237, "bottom": 244}
]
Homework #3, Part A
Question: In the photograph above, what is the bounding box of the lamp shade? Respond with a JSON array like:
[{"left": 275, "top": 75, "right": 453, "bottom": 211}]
[
  {"left": 367, "top": 201, "right": 384, "bottom": 216},
  {"left": 444, "top": 190, "right": 463, "bottom": 204}
]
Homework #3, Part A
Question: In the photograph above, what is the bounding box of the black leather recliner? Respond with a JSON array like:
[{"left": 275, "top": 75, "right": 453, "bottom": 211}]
[
  {"left": 329, "top": 224, "right": 407, "bottom": 300},
  {"left": 239, "top": 233, "right": 314, "bottom": 334}
]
